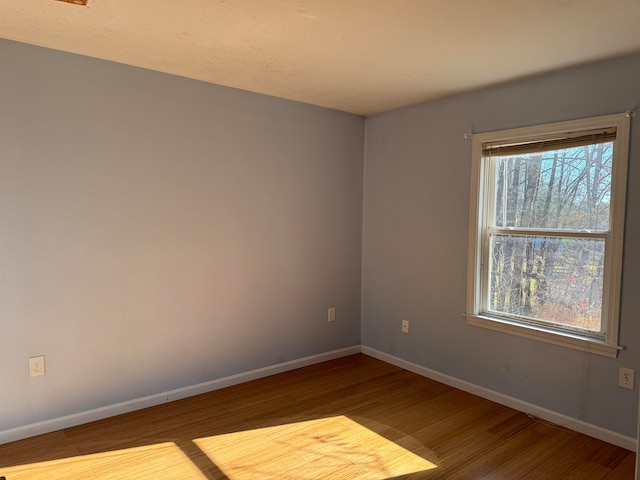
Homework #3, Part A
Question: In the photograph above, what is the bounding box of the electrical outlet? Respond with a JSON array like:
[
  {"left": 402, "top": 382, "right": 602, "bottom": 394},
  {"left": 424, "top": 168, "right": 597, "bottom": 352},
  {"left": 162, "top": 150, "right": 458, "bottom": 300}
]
[
  {"left": 29, "top": 355, "right": 45, "bottom": 377},
  {"left": 619, "top": 368, "right": 634, "bottom": 390},
  {"left": 328, "top": 307, "right": 336, "bottom": 322},
  {"left": 402, "top": 319, "right": 409, "bottom": 333}
]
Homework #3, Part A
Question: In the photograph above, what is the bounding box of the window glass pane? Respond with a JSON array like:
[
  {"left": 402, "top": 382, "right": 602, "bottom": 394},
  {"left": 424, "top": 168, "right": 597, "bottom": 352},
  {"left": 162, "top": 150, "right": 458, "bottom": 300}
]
[
  {"left": 486, "top": 234, "right": 604, "bottom": 333},
  {"left": 492, "top": 142, "right": 613, "bottom": 231}
]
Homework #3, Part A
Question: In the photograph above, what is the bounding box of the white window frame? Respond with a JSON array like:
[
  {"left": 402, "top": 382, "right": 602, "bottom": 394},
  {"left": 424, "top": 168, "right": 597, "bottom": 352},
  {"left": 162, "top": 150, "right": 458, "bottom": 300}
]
[{"left": 466, "top": 112, "right": 631, "bottom": 358}]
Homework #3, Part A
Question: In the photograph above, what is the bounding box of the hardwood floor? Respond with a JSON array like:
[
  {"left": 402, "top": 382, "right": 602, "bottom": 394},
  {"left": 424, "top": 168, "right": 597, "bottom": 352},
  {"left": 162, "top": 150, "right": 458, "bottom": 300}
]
[{"left": 0, "top": 354, "right": 635, "bottom": 479}]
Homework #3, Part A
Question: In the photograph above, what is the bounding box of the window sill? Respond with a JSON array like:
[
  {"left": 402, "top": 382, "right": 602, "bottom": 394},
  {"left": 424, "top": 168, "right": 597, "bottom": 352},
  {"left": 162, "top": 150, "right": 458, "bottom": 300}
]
[{"left": 465, "top": 314, "right": 622, "bottom": 358}]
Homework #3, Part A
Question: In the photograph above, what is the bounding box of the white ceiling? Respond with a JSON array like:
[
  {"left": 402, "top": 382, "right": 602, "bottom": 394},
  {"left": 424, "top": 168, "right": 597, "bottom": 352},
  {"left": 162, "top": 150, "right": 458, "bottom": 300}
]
[{"left": 1, "top": 0, "right": 640, "bottom": 115}]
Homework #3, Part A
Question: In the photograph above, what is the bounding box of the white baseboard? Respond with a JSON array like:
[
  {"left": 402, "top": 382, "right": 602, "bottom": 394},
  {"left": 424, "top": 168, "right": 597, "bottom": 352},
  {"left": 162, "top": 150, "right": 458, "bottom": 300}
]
[
  {"left": 0, "top": 345, "right": 361, "bottom": 445},
  {"left": 4, "top": 344, "right": 635, "bottom": 453},
  {"left": 361, "top": 346, "right": 637, "bottom": 452}
]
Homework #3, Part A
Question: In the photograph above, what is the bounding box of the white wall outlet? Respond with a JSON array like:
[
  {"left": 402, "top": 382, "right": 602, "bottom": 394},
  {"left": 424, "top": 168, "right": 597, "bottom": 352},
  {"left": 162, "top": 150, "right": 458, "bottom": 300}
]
[
  {"left": 328, "top": 307, "right": 336, "bottom": 322},
  {"left": 619, "top": 367, "right": 634, "bottom": 390},
  {"left": 29, "top": 355, "right": 45, "bottom": 377},
  {"left": 402, "top": 319, "right": 409, "bottom": 333}
]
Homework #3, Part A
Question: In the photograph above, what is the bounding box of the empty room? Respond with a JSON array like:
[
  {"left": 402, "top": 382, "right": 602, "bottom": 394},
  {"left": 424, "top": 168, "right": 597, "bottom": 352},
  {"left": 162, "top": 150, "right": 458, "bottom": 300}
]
[{"left": 1, "top": 1, "right": 639, "bottom": 478}]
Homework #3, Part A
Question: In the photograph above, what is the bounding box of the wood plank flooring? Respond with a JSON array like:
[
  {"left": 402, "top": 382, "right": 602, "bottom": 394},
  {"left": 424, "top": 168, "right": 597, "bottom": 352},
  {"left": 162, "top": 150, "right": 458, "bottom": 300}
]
[{"left": 0, "top": 354, "right": 635, "bottom": 479}]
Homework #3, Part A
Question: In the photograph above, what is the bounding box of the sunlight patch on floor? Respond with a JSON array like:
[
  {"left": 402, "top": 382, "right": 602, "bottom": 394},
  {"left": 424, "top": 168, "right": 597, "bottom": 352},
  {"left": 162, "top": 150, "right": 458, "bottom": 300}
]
[
  {"left": 0, "top": 442, "right": 207, "bottom": 480},
  {"left": 194, "top": 415, "right": 437, "bottom": 479},
  {"left": 1, "top": 416, "right": 436, "bottom": 479}
]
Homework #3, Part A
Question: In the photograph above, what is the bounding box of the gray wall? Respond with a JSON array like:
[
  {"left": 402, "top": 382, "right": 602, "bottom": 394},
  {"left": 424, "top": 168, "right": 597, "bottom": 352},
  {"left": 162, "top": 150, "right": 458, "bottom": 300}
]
[
  {"left": 362, "top": 53, "right": 640, "bottom": 437},
  {"left": 1, "top": 36, "right": 638, "bottom": 442},
  {"left": 0, "top": 39, "right": 363, "bottom": 431}
]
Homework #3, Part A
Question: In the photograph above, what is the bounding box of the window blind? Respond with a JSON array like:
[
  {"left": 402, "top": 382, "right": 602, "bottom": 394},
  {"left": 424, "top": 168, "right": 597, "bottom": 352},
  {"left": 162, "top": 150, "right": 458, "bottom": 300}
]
[{"left": 482, "top": 127, "right": 616, "bottom": 157}]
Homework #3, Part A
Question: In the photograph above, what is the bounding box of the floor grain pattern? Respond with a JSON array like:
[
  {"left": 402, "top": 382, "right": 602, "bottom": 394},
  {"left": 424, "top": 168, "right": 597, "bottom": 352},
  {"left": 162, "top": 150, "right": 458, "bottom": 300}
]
[{"left": 0, "top": 354, "right": 635, "bottom": 479}]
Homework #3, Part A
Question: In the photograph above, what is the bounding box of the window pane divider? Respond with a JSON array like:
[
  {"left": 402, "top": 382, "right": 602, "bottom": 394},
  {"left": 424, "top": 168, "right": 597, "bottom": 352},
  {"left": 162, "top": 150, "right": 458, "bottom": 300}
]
[{"left": 487, "top": 227, "right": 609, "bottom": 240}]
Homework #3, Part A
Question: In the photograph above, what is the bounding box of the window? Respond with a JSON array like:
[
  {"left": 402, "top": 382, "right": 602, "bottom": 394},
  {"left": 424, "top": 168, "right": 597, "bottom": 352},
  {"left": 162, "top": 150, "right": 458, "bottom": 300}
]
[{"left": 466, "top": 113, "right": 631, "bottom": 357}]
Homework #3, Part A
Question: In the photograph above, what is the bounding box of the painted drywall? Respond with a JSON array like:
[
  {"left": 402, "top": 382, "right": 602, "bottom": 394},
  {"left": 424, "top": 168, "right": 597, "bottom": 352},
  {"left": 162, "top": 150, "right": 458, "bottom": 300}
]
[
  {"left": 0, "top": 39, "right": 363, "bottom": 431},
  {"left": 362, "top": 53, "right": 640, "bottom": 438},
  {"left": 1, "top": 36, "right": 638, "bottom": 447}
]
